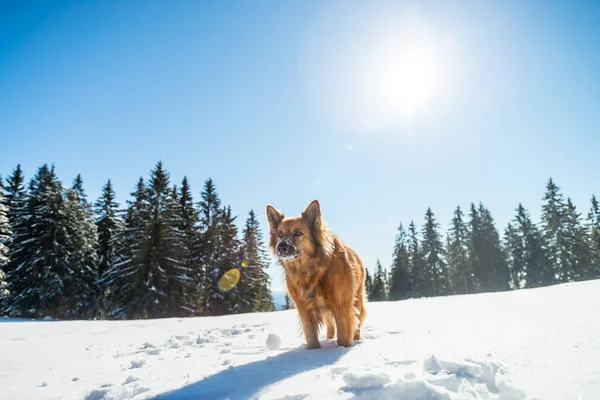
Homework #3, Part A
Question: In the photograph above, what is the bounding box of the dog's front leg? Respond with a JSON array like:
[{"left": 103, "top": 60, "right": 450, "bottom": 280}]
[{"left": 297, "top": 305, "right": 321, "bottom": 349}]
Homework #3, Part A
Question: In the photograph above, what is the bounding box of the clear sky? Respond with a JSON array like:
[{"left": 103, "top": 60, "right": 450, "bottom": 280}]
[{"left": 1, "top": 0, "right": 599, "bottom": 291}]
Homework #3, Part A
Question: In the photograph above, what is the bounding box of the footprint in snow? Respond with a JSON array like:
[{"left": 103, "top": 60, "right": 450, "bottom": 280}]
[{"left": 130, "top": 360, "right": 147, "bottom": 369}]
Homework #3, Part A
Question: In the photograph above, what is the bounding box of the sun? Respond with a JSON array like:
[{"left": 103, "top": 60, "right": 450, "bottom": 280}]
[{"left": 300, "top": 1, "right": 458, "bottom": 132}]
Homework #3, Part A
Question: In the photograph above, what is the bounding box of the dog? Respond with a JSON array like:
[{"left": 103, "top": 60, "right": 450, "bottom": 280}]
[{"left": 266, "top": 200, "right": 367, "bottom": 349}]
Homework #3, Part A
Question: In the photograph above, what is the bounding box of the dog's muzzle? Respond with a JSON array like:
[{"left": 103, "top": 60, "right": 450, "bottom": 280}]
[{"left": 277, "top": 239, "right": 300, "bottom": 259}]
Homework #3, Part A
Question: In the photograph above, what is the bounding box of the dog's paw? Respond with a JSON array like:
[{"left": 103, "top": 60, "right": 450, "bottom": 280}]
[{"left": 306, "top": 342, "right": 321, "bottom": 350}]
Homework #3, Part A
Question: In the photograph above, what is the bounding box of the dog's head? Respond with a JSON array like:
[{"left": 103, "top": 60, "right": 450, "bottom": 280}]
[{"left": 265, "top": 200, "right": 332, "bottom": 261}]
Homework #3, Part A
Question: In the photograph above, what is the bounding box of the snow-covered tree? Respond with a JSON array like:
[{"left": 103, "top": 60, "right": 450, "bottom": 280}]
[
  {"left": 388, "top": 222, "right": 411, "bottom": 300},
  {"left": 0, "top": 177, "right": 11, "bottom": 302},
  {"left": 407, "top": 220, "right": 422, "bottom": 297},
  {"left": 419, "top": 208, "right": 448, "bottom": 297},
  {"left": 197, "top": 178, "right": 226, "bottom": 315},
  {"left": 446, "top": 206, "right": 473, "bottom": 294},
  {"left": 541, "top": 178, "right": 570, "bottom": 283},
  {"left": 468, "top": 203, "right": 510, "bottom": 293},
  {"left": 107, "top": 162, "right": 193, "bottom": 319},
  {"left": 370, "top": 260, "right": 387, "bottom": 301},
  {"left": 588, "top": 195, "right": 600, "bottom": 279},
  {"left": 240, "top": 209, "right": 275, "bottom": 312},
  {"left": 504, "top": 204, "right": 551, "bottom": 289},
  {"left": 564, "top": 198, "right": 592, "bottom": 281},
  {"left": 5, "top": 165, "right": 70, "bottom": 318},
  {"left": 176, "top": 176, "right": 201, "bottom": 315},
  {"left": 62, "top": 175, "right": 99, "bottom": 318},
  {"left": 282, "top": 293, "right": 295, "bottom": 310}
]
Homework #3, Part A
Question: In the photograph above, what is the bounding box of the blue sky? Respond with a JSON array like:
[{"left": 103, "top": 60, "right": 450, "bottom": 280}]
[{"left": 1, "top": 0, "right": 599, "bottom": 291}]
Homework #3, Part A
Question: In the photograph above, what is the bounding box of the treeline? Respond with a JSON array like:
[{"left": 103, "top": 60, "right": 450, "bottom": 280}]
[
  {"left": 0, "top": 162, "right": 275, "bottom": 320},
  {"left": 366, "top": 179, "right": 600, "bottom": 301}
]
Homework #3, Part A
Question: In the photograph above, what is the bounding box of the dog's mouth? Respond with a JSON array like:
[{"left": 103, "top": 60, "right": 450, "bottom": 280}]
[{"left": 278, "top": 251, "right": 301, "bottom": 261}]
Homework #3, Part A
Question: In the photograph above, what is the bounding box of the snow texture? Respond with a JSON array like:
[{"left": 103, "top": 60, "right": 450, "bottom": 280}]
[{"left": 1, "top": 280, "right": 600, "bottom": 399}]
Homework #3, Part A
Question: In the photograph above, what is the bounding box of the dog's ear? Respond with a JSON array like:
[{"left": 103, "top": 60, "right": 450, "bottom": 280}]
[
  {"left": 266, "top": 205, "right": 284, "bottom": 232},
  {"left": 302, "top": 199, "right": 322, "bottom": 228}
]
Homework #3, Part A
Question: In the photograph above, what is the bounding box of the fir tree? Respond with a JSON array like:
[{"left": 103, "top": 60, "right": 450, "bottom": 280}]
[
  {"left": 94, "top": 180, "right": 124, "bottom": 317},
  {"left": 504, "top": 222, "right": 525, "bottom": 289},
  {"left": 564, "top": 198, "right": 592, "bottom": 281},
  {"left": 504, "top": 204, "right": 552, "bottom": 289},
  {"left": 365, "top": 267, "right": 373, "bottom": 297},
  {"left": 0, "top": 177, "right": 10, "bottom": 302},
  {"left": 446, "top": 206, "right": 472, "bottom": 294},
  {"left": 5, "top": 165, "right": 70, "bottom": 318},
  {"left": 176, "top": 176, "right": 201, "bottom": 315},
  {"left": 388, "top": 222, "right": 411, "bottom": 300},
  {"left": 107, "top": 162, "right": 193, "bottom": 319},
  {"left": 407, "top": 220, "right": 422, "bottom": 297},
  {"left": 541, "top": 179, "right": 570, "bottom": 283},
  {"left": 283, "top": 293, "right": 295, "bottom": 310},
  {"left": 4, "top": 165, "right": 26, "bottom": 230},
  {"left": 63, "top": 175, "right": 99, "bottom": 318},
  {"left": 208, "top": 205, "right": 244, "bottom": 315},
  {"left": 197, "top": 178, "right": 226, "bottom": 315},
  {"left": 587, "top": 195, "right": 600, "bottom": 278},
  {"left": 240, "top": 210, "right": 275, "bottom": 313},
  {"left": 2, "top": 165, "right": 26, "bottom": 288},
  {"left": 479, "top": 204, "right": 510, "bottom": 291},
  {"left": 105, "top": 177, "right": 149, "bottom": 318},
  {"left": 419, "top": 208, "right": 448, "bottom": 297},
  {"left": 370, "top": 260, "right": 387, "bottom": 301},
  {"left": 467, "top": 203, "right": 510, "bottom": 293}
]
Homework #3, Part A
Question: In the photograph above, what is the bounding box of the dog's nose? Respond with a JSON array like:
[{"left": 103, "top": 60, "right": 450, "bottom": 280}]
[{"left": 277, "top": 242, "right": 291, "bottom": 256}]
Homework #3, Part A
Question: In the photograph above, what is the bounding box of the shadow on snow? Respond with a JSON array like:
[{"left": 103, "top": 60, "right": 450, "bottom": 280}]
[{"left": 152, "top": 339, "right": 354, "bottom": 400}]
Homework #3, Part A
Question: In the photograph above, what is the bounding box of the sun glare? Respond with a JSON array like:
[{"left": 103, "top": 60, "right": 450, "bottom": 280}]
[{"left": 300, "top": 1, "right": 458, "bottom": 133}]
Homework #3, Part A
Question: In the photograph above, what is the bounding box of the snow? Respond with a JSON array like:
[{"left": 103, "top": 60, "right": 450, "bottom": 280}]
[
  {"left": 266, "top": 333, "right": 282, "bottom": 351},
  {"left": 2, "top": 280, "right": 600, "bottom": 400}
]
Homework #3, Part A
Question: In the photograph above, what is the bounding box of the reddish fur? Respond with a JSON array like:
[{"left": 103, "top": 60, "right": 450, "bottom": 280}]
[{"left": 266, "top": 200, "right": 367, "bottom": 349}]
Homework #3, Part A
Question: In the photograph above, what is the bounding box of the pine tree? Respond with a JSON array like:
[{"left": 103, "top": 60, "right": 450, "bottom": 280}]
[
  {"left": 564, "top": 198, "right": 592, "bottom": 281},
  {"left": 407, "top": 221, "right": 422, "bottom": 298},
  {"left": 94, "top": 180, "right": 124, "bottom": 317},
  {"left": 283, "top": 293, "right": 295, "bottom": 310},
  {"left": 176, "top": 177, "right": 201, "bottom": 315},
  {"left": 419, "top": 208, "right": 448, "bottom": 297},
  {"left": 446, "top": 206, "right": 473, "bottom": 294},
  {"left": 5, "top": 165, "right": 70, "bottom": 318},
  {"left": 370, "top": 260, "right": 387, "bottom": 301},
  {"left": 2, "top": 165, "right": 26, "bottom": 288},
  {"left": 388, "top": 222, "right": 411, "bottom": 300},
  {"left": 541, "top": 179, "right": 570, "bottom": 283},
  {"left": 215, "top": 205, "right": 244, "bottom": 315},
  {"left": 504, "top": 222, "right": 525, "bottom": 290},
  {"left": 105, "top": 177, "right": 149, "bottom": 318},
  {"left": 197, "top": 178, "right": 225, "bottom": 316},
  {"left": 0, "top": 177, "right": 10, "bottom": 302},
  {"left": 467, "top": 203, "right": 510, "bottom": 293},
  {"left": 587, "top": 195, "right": 600, "bottom": 278},
  {"left": 62, "top": 175, "right": 99, "bottom": 318},
  {"left": 241, "top": 210, "right": 275, "bottom": 312},
  {"left": 365, "top": 267, "right": 373, "bottom": 297},
  {"left": 95, "top": 180, "right": 123, "bottom": 281},
  {"left": 107, "top": 162, "right": 193, "bottom": 319},
  {"left": 4, "top": 165, "right": 26, "bottom": 230},
  {"left": 504, "top": 204, "right": 552, "bottom": 289},
  {"left": 479, "top": 204, "right": 510, "bottom": 292}
]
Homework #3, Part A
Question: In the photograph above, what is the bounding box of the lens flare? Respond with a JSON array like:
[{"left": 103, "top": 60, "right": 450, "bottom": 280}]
[
  {"left": 218, "top": 268, "right": 241, "bottom": 292},
  {"left": 241, "top": 260, "right": 248, "bottom": 268}
]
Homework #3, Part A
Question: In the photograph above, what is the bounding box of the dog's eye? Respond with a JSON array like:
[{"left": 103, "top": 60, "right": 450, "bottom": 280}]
[
  {"left": 277, "top": 231, "right": 284, "bottom": 238},
  {"left": 293, "top": 230, "right": 303, "bottom": 237}
]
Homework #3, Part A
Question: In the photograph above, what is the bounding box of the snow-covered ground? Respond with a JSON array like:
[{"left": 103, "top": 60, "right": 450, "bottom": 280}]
[{"left": 2, "top": 280, "right": 599, "bottom": 400}]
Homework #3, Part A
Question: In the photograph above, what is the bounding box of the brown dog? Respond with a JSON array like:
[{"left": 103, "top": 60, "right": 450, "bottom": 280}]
[{"left": 266, "top": 200, "right": 367, "bottom": 349}]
